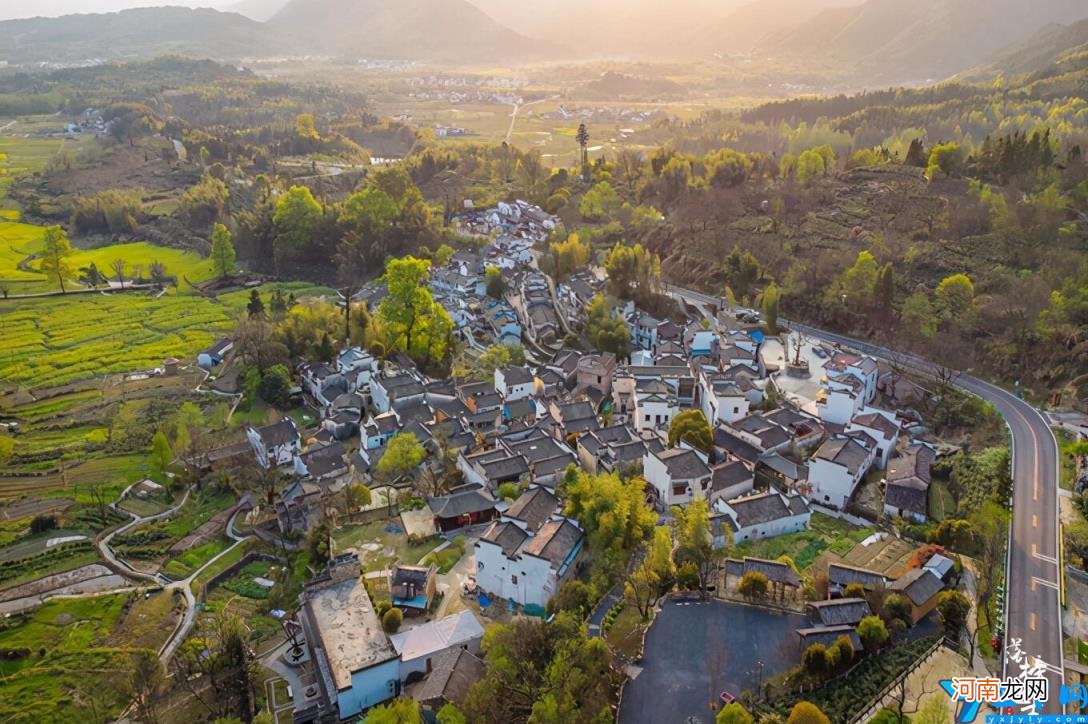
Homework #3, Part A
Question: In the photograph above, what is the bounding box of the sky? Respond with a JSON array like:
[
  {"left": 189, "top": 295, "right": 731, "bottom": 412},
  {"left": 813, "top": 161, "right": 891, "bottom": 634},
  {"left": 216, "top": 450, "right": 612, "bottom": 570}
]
[{"left": 0, "top": 1, "right": 234, "bottom": 21}]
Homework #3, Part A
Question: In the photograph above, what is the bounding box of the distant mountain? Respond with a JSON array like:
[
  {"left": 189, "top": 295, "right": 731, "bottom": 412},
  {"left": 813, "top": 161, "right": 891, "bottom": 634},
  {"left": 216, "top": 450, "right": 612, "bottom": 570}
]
[
  {"left": 757, "top": 0, "right": 1088, "bottom": 83},
  {"left": 467, "top": 0, "right": 741, "bottom": 58},
  {"left": 268, "top": 0, "right": 556, "bottom": 62},
  {"left": 225, "top": 0, "right": 290, "bottom": 23},
  {"left": 954, "top": 17, "right": 1088, "bottom": 81},
  {"left": 0, "top": 6, "right": 294, "bottom": 64},
  {"left": 691, "top": 0, "right": 860, "bottom": 56}
]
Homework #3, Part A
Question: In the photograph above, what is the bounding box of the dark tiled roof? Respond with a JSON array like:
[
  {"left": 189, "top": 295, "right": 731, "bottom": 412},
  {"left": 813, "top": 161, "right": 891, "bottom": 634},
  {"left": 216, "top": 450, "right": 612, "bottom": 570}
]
[
  {"left": 299, "top": 441, "right": 347, "bottom": 479},
  {"left": 254, "top": 418, "right": 298, "bottom": 447},
  {"left": 851, "top": 412, "right": 899, "bottom": 440},
  {"left": 429, "top": 487, "right": 497, "bottom": 519},
  {"left": 885, "top": 478, "right": 928, "bottom": 516},
  {"left": 796, "top": 625, "right": 862, "bottom": 652},
  {"left": 505, "top": 486, "right": 558, "bottom": 532},
  {"left": 413, "top": 648, "right": 486, "bottom": 706},
  {"left": 522, "top": 518, "right": 583, "bottom": 567},
  {"left": 500, "top": 366, "right": 535, "bottom": 386},
  {"left": 807, "top": 597, "right": 872, "bottom": 626},
  {"left": 480, "top": 520, "right": 529, "bottom": 557},
  {"left": 655, "top": 448, "right": 711, "bottom": 480},
  {"left": 813, "top": 437, "right": 871, "bottom": 474},
  {"left": 727, "top": 491, "right": 808, "bottom": 527},
  {"left": 713, "top": 427, "right": 761, "bottom": 465},
  {"left": 887, "top": 446, "right": 935, "bottom": 485},
  {"left": 828, "top": 563, "right": 888, "bottom": 588},
  {"left": 726, "top": 556, "right": 802, "bottom": 587},
  {"left": 888, "top": 568, "right": 944, "bottom": 606}
]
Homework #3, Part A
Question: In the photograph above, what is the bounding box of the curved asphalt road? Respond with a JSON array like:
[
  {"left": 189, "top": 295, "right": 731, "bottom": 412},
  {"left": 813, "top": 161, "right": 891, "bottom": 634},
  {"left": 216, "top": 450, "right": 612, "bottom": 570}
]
[{"left": 665, "top": 284, "right": 1064, "bottom": 710}]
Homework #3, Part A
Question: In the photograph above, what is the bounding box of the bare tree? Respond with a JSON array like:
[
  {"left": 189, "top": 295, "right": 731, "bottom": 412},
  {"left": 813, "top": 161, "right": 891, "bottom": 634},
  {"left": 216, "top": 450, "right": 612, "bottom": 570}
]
[
  {"left": 125, "top": 649, "right": 166, "bottom": 724},
  {"left": 111, "top": 258, "right": 126, "bottom": 288}
]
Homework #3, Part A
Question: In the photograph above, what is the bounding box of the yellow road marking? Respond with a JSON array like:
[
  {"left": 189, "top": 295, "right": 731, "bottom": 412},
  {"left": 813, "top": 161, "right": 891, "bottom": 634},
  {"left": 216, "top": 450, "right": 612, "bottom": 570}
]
[
  {"left": 1033, "top": 514, "right": 1038, "bottom": 528},
  {"left": 1030, "top": 613, "right": 1037, "bottom": 631}
]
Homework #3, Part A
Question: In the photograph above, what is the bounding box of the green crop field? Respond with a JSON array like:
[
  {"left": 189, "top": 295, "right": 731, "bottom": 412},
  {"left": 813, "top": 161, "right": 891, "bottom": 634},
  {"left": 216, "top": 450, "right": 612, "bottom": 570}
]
[{"left": 0, "top": 593, "right": 140, "bottom": 722}]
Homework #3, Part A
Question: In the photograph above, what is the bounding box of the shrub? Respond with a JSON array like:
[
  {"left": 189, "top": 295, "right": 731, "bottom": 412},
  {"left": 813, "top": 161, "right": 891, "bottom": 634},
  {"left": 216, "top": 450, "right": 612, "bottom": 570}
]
[{"left": 382, "top": 607, "right": 403, "bottom": 633}]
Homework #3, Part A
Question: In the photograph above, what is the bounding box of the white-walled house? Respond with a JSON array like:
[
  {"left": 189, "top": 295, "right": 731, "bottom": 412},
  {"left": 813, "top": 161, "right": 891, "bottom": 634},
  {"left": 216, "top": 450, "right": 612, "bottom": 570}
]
[
  {"left": 823, "top": 353, "right": 878, "bottom": 404},
  {"left": 246, "top": 418, "right": 301, "bottom": 468},
  {"left": 807, "top": 436, "right": 876, "bottom": 510},
  {"left": 699, "top": 373, "right": 751, "bottom": 425},
  {"left": 474, "top": 516, "right": 584, "bottom": 609},
  {"left": 372, "top": 373, "right": 426, "bottom": 413},
  {"left": 643, "top": 447, "right": 712, "bottom": 508},
  {"left": 713, "top": 490, "right": 811, "bottom": 543},
  {"left": 337, "top": 347, "right": 377, "bottom": 384},
  {"left": 494, "top": 366, "right": 537, "bottom": 401},
  {"left": 635, "top": 388, "right": 679, "bottom": 433},
  {"left": 816, "top": 383, "right": 864, "bottom": 426},
  {"left": 846, "top": 409, "right": 900, "bottom": 468}
]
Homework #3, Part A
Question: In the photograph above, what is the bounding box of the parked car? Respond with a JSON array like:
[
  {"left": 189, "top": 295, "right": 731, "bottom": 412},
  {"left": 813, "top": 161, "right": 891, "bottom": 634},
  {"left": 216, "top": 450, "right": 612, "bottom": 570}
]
[{"left": 812, "top": 346, "right": 828, "bottom": 358}]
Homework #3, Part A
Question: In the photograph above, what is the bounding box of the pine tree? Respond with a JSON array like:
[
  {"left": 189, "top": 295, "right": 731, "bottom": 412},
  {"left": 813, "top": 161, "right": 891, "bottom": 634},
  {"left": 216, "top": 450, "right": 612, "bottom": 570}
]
[
  {"left": 247, "top": 289, "right": 265, "bottom": 318},
  {"left": 904, "top": 138, "right": 927, "bottom": 168}
]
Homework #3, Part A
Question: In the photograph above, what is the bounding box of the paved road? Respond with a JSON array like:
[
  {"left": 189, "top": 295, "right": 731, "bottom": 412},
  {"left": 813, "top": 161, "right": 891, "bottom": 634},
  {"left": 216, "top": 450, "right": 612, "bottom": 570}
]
[{"left": 665, "top": 284, "right": 1064, "bottom": 709}]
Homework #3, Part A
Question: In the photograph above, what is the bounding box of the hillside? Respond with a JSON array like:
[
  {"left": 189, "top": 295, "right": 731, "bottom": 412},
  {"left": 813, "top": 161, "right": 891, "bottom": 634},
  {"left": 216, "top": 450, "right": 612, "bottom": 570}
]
[
  {"left": 0, "top": 7, "right": 296, "bottom": 64},
  {"left": 954, "top": 18, "right": 1088, "bottom": 81},
  {"left": 225, "top": 0, "right": 290, "bottom": 22},
  {"left": 268, "top": 0, "right": 555, "bottom": 63},
  {"left": 759, "top": 0, "right": 1088, "bottom": 84},
  {"left": 691, "top": 0, "right": 858, "bottom": 56}
]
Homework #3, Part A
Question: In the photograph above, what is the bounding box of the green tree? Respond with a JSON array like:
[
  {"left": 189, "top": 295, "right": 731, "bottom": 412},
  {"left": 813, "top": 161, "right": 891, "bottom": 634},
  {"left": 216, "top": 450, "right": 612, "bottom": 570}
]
[
  {"left": 548, "top": 232, "right": 590, "bottom": 281},
  {"left": 737, "top": 571, "right": 769, "bottom": 599},
  {"left": 485, "top": 265, "right": 506, "bottom": 298},
  {"left": 858, "top": 615, "right": 890, "bottom": 650},
  {"left": 247, "top": 290, "right": 265, "bottom": 318},
  {"left": 375, "top": 255, "right": 453, "bottom": 369},
  {"left": 927, "top": 142, "right": 965, "bottom": 179},
  {"left": 762, "top": 281, "right": 779, "bottom": 333},
  {"left": 307, "top": 522, "right": 331, "bottom": 570},
  {"left": 801, "top": 643, "right": 830, "bottom": 680},
  {"left": 39, "top": 225, "right": 74, "bottom": 293},
  {"left": 935, "top": 273, "right": 975, "bottom": 321},
  {"left": 382, "top": 607, "right": 404, "bottom": 633},
  {"left": 257, "top": 364, "right": 292, "bottom": 408},
  {"left": 564, "top": 467, "right": 655, "bottom": 558},
  {"left": 584, "top": 294, "right": 630, "bottom": 358},
  {"left": 722, "top": 246, "right": 762, "bottom": 299},
  {"left": 579, "top": 181, "right": 621, "bottom": 221},
  {"left": 364, "top": 697, "right": 420, "bottom": 723},
  {"left": 463, "top": 613, "right": 614, "bottom": 723},
  {"left": 0, "top": 435, "right": 14, "bottom": 466},
  {"left": 604, "top": 242, "right": 660, "bottom": 299},
  {"left": 149, "top": 430, "right": 173, "bottom": 479},
  {"left": 877, "top": 263, "right": 894, "bottom": 312},
  {"left": 787, "top": 701, "right": 830, "bottom": 724},
  {"left": 675, "top": 499, "right": 721, "bottom": 597},
  {"left": 902, "top": 290, "right": 936, "bottom": 341},
  {"left": 272, "top": 185, "right": 322, "bottom": 273},
  {"left": 883, "top": 592, "right": 911, "bottom": 625},
  {"left": 210, "top": 223, "right": 236, "bottom": 278},
  {"left": 434, "top": 243, "right": 456, "bottom": 266},
  {"left": 436, "top": 703, "right": 467, "bottom": 724},
  {"left": 575, "top": 123, "right": 590, "bottom": 171},
  {"left": 717, "top": 703, "right": 755, "bottom": 724},
  {"left": 936, "top": 590, "right": 971, "bottom": 639},
  {"left": 905, "top": 137, "right": 928, "bottom": 167},
  {"left": 376, "top": 432, "right": 426, "bottom": 483},
  {"left": 914, "top": 695, "right": 951, "bottom": 724},
  {"left": 668, "top": 409, "right": 713, "bottom": 453},
  {"left": 832, "top": 249, "right": 879, "bottom": 308}
]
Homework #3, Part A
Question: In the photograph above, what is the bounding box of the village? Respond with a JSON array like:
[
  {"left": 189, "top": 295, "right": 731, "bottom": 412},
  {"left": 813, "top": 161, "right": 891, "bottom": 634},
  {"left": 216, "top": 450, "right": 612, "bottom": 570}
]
[{"left": 137, "top": 196, "right": 987, "bottom": 724}]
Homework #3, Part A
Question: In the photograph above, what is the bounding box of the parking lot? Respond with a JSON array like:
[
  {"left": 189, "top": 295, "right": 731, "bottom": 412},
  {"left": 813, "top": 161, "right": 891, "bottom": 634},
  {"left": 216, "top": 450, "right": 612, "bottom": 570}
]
[{"left": 619, "top": 599, "right": 808, "bottom": 724}]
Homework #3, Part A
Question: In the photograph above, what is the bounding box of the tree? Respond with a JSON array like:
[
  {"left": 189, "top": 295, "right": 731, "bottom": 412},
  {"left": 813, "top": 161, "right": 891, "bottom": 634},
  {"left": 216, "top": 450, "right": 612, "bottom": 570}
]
[
  {"left": 914, "top": 695, "right": 951, "bottom": 724},
  {"left": 434, "top": 243, "right": 456, "bottom": 266},
  {"left": 375, "top": 255, "right": 453, "bottom": 370},
  {"left": 39, "top": 225, "right": 74, "bottom": 292},
  {"left": 668, "top": 409, "right": 713, "bottom": 453},
  {"left": 937, "top": 589, "right": 971, "bottom": 639},
  {"left": 927, "top": 142, "right": 965, "bottom": 179},
  {"left": 882, "top": 592, "right": 911, "bottom": 625},
  {"left": 858, "top": 615, "right": 890, "bottom": 650},
  {"left": 308, "top": 522, "right": 331, "bottom": 570},
  {"left": 563, "top": 467, "right": 655, "bottom": 560},
  {"left": 126, "top": 650, "right": 166, "bottom": 724},
  {"left": 376, "top": 432, "right": 426, "bottom": 483},
  {"left": 345, "top": 483, "right": 372, "bottom": 512},
  {"left": 935, "top": 273, "right": 975, "bottom": 322},
  {"left": 436, "top": 703, "right": 467, "bottom": 724},
  {"left": 382, "top": 607, "right": 404, "bottom": 633},
  {"left": 111, "top": 257, "right": 128, "bottom": 288},
  {"left": 843, "top": 582, "right": 866, "bottom": 599},
  {"left": 584, "top": 294, "right": 631, "bottom": 358},
  {"left": 579, "top": 181, "right": 621, "bottom": 221},
  {"left": 171, "top": 610, "right": 257, "bottom": 721},
  {"left": 832, "top": 250, "right": 879, "bottom": 308},
  {"left": 463, "top": 613, "right": 615, "bottom": 723},
  {"left": 575, "top": 123, "right": 590, "bottom": 172},
  {"left": 548, "top": 232, "right": 590, "bottom": 281},
  {"left": 363, "top": 698, "right": 421, "bottom": 723},
  {"left": 210, "top": 223, "right": 236, "bottom": 278},
  {"left": 485, "top": 265, "right": 505, "bottom": 298},
  {"left": 737, "top": 571, "right": 769, "bottom": 599},
  {"left": 247, "top": 290, "right": 265, "bottom": 318},
  {"left": 549, "top": 580, "right": 595, "bottom": 616},
  {"left": 258, "top": 364, "right": 293, "bottom": 408},
  {"left": 787, "top": 702, "right": 830, "bottom": 724},
  {"left": 718, "top": 703, "right": 755, "bottom": 724},
  {"left": 762, "top": 281, "right": 779, "bottom": 333},
  {"left": 801, "top": 643, "right": 831, "bottom": 680},
  {"left": 149, "top": 430, "right": 173, "bottom": 480},
  {"left": 905, "top": 138, "right": 928, "bottom": 167},
  {"left": 675, "top": 499, "right": 721, "bottom": 598},
  {"left": 604, "top": 242, "right": 660, "bottom": 299},
  {"left": 272, "top": 185, "right": 322, "bottom": 273}
]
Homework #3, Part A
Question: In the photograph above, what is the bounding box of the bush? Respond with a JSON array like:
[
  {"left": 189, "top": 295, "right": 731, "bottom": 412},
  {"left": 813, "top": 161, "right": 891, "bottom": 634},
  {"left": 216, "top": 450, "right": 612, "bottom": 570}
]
[
  {"left": 376, "top": 600, "right": 392, "bottom": 617},
  {"left": 676, "top": 562, "right": 699, "bottom": 590},
  {"left": 382, "top": 607, "right": 403, "bottom": 633}
]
